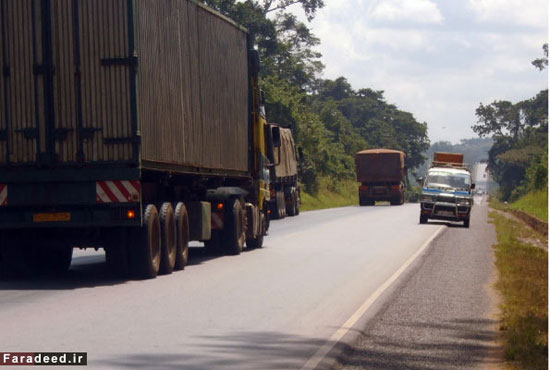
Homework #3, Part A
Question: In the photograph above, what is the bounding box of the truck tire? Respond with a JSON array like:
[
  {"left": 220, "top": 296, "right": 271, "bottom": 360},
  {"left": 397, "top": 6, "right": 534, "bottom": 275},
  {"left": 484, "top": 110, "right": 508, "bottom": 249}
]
[
  {"left": 40, "top": 246, "right": 73, "bottom": 275},
  {"left": 204, "top": 231, "right": 222, "bottom": 254},
  {"left": 159, "top": 203, "right": 177, "bottom": 275},
  {"left": 246, "top": 213, "right": 265, "bottom": 249},
  {"left": 287, "top": 190, "right": 297, "bottom": 216},
  {"left": 463, "top": 217, "right": 470, "bottom": 228},
  {"left": 105, "top": 230, "right": 130, "bottom": 277},
  {"left": 223, "top": 198, "right": 246, "bottom": 255},
  {"left": 0, "top": 235, "right": 38, "bottom": 278},
  {"left": 420, "top": 215, "right": 428, "bottom": 224},
  {"left": 174, "top": 202, "right": 189, "bottom": 270},
  {"left": 132, "top": 204, "right": 161, "bottom": 279},
  {"left": 294, "top": 193, "right": 300, "bottom": 215},
  {"left": 390, "top": 197, "right": 400, "bottom": 206}
]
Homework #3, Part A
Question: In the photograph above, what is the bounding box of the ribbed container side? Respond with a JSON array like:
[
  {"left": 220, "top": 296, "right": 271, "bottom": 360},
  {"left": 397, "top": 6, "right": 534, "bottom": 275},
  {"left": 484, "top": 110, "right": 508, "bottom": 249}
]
[
  {"left": 136, "top": 0, "right": 249, "bottom": 173},
  {"left": 0, "top": 3, "right": 5, "bottom": 165},
  {"left": 51, "top": 0, "right": 77, "bottom": 163},
  {"left": 0, "top": 0, "right": 133, "bottom": 167},
  {"left": 1, "top": 1, "right": 39, "bottom": 165},
  {"left": 78, "top": 0, "right": 132, "bottom": 163}
]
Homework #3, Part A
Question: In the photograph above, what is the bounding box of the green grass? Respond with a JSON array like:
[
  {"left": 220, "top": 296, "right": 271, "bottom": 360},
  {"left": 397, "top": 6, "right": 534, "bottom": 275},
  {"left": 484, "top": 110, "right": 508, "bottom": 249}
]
[
  {"left": 509, "top": 189, "right": 548, "bottom": 221},
  {"left": 489, "top": 211, "right": 548, "bottom": 370},
  {"left": 300, "top": 178, "right": 358, "bottom": 211}
]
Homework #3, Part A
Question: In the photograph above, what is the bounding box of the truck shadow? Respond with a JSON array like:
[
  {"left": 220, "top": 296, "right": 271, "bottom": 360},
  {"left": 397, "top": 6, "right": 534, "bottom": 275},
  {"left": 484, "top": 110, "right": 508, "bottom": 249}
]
[
  {"left": 423, "top": 221, "right": 467, "bottom": 228},
  {"left": 0, "top": 245, "right": 251, "bottom": 290}
]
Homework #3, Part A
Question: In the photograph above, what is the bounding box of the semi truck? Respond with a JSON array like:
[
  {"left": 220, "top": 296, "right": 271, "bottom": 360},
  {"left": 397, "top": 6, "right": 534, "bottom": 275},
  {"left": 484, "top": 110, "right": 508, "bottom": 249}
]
[
  {"left": 419, "top": 152, "right": 475, "bottom": 227},
  {"left": 266, "top": 124, "right": 300, "bottom": 218},
  {"left": 0, "top": 0, "right": 273, "bottom": 278},
  {"left": 355, "top": 149, "right": 406, "bottom": 206}
]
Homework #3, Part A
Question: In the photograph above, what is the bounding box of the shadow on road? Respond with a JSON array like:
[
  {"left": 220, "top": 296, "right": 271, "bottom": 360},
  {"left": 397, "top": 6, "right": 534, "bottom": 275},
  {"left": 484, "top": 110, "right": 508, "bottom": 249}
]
[
  {"left": 334, "top": 318, "right": 501, "bottom": 370},
  {"left": 97, "top": 331, "right": 334, "bottom": 370},
  {"left": 0, "top": 245, "right": 252, "bottom": 290}
]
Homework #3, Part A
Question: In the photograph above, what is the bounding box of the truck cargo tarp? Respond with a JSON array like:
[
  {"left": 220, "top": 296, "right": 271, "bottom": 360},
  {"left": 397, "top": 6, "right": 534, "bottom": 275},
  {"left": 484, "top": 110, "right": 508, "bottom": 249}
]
[
  {"left": 355, "top": 149, "right": 405, "bottom": 183},
  {"left": 274, "top": 128, "right": 297, "bottom": 179},
  {"left": 433, "top": 152, "right": 464, "bottom": 165}
]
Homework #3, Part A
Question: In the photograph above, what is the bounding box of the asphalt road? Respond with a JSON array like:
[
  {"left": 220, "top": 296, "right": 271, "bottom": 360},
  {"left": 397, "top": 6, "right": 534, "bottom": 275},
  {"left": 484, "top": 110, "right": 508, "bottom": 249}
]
[{"left": 0, "top": 200, "right": 496, "bottom": 370}]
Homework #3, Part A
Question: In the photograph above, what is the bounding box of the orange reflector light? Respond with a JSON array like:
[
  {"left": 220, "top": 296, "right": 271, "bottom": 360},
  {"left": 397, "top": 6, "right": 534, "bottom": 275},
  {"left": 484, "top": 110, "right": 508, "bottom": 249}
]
[
  {"left": 127, "top": 210, "right": 136, "bottom": 219},
  {"left": 217, "top": 203, "right": 224, "bottom": 211},
  {"left": 392, "top": 185, "right": 400, "bottom": 190},
  {"left": 267, "top": 209, "right": 271, "bottom": 215}
]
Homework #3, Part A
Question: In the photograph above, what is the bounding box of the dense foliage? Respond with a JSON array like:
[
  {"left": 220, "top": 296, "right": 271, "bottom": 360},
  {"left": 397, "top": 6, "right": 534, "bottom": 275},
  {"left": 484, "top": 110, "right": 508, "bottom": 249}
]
[
  {"left": 201, "top": 0, "right": 430, "bottom": 194},
  {"left": 472, "top": 44, "right": 548, "bottom": 201}
]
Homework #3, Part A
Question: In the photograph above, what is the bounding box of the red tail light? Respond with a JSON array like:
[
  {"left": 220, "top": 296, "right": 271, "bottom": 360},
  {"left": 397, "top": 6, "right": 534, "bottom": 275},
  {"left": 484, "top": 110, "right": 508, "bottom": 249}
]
[
  {"left": 359, "top": 185, "right": 368, "bottom": 191},
  {"left": 391, "top": 185, "right": 400, "bottom": 190}
]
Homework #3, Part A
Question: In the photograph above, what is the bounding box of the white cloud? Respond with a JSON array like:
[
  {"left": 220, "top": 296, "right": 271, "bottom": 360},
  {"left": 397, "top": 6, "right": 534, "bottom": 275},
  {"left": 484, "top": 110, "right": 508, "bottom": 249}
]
[
  {"left": 468, "top": 0, "right": 548, "bottom": 28},
  {"left": 369, "top": 0, "right": 444, "bottom": 24},
  {"left": 301, "top": 0, "right": 548, "bottom": 143}
]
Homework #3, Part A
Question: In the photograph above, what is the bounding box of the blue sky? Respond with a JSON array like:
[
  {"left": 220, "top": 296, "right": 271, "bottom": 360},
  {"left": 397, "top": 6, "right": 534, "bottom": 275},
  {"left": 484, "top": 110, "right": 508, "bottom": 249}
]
[{"left": 290, "top": 0, "right": 548, "bottom": 143}]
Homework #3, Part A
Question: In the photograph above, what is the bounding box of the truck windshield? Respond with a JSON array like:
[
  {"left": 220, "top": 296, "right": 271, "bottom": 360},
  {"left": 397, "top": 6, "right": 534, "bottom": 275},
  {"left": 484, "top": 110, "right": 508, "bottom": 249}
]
[{"left": 425, "top": 170, "right": 471, "bottom": 191}]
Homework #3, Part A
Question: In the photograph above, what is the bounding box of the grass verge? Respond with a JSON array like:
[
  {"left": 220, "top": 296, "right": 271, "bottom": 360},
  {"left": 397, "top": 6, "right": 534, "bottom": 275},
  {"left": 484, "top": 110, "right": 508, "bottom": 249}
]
[
  {"left": 489, "top": 210, "right": 548, "bottom": 369},
  {"left": 300, "top": 178, "right": 358, "bottom": 211},
  {"left": 509, "top": 189, "right": 548, "bottom": 221}
]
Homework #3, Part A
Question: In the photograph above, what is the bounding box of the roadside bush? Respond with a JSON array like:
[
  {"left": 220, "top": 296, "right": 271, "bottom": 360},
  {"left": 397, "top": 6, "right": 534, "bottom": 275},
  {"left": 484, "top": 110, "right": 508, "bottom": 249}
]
[{"left": 406, "top": 186, "right": 422, "bottom": 203}]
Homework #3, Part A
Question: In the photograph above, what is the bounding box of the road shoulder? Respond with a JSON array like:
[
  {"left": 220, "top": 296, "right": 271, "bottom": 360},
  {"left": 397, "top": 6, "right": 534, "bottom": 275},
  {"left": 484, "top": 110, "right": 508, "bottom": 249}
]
[{"left": 332, "top": 203, "right": 502, "bottom": 370}]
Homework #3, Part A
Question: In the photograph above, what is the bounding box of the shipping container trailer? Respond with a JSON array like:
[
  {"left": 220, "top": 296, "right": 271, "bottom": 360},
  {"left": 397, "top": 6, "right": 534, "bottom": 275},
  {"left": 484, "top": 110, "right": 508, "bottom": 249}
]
[
  {"left": 266, "top": 124, "right": 300, "bottom": 219},
  {"left": 0, "top": 0, "right": 273, "bottom": 278}
]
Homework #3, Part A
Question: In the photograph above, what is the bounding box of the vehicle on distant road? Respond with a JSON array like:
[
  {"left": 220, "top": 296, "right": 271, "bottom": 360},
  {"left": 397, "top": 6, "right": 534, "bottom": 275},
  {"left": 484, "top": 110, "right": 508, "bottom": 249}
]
[
  {"left": 266, "top": 124, "right": 300, "bottom": 219},
  {"left": 355, "top": 149, "right": 406, "bottom": 206},
  {"left": 419, "top": 152, "right": 475, "bottom": 227}
]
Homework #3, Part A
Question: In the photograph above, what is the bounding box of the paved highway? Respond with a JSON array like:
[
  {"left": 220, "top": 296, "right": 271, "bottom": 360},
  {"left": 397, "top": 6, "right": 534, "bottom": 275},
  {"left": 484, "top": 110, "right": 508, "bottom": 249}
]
[{"left": 0, "top": 202, "right": 493, "bottom": 369}]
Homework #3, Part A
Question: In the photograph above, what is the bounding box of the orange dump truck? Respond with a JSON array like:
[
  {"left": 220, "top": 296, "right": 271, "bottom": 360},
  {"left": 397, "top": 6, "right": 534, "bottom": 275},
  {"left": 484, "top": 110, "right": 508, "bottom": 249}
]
[{"left": 355, "top": 149, "right": 406, "bottom": 206}]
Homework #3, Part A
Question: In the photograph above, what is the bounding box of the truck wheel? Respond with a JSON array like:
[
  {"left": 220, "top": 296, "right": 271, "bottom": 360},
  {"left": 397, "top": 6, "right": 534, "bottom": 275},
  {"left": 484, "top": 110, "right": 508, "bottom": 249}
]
[
  {"left": 223, "top": 198, "right": 246, "bottom": 255},
  {"left": 420, "top": 215, "right": 428, "bottom": 224},
  {"left": 463, "top": 217, "right": 470, "bottom": 228},
  {"left": 174, "top": 202, "right": 189, "bottom": 270},
  {"left": 246, "top": 213, "right": 265, "bottom": 249},
  {"left": 0, "top": 235, "right": 38, "bottom": 278},
  {"left": 295, "top": 193, "right": 300, "bottom": 215},
  {"left": 159, "top": 203, "right": 177, "bottom": 275},
  {"left": 132, "top": 204, "right": 161, "bottom": 279},
  {"left": 287, "top": 190, "right": 297, "bottom": 216},
  {"left": 105, "top": 230, "right": 130, "bottom": 277},
  {"left": 390, "top": 198, "right": 400, "bottom": 206},
  {"left": 278, "top": 191, "right": 286, "bottom": 219},
  {"left": 204, "top": 231, "right": 221, "bottom": 254},
  {"left": 40, "top": 246, "right": 73, "bottom": 275}
]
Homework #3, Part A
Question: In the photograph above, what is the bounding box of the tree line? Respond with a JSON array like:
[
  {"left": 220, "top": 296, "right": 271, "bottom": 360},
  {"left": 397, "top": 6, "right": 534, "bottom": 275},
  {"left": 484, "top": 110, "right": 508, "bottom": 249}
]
[
  {"left": 472, "top": 44, "right": 548, "bottom": 201},
  {"left": 201, "top": 0, "right": 430, "bottom": 193}
]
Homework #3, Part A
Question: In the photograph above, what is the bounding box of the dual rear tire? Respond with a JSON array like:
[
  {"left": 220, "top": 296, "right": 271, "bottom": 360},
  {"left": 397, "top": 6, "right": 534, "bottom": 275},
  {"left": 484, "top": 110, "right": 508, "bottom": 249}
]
[{"left": 130, "top": 202, "right": 189, "bottom": 279}]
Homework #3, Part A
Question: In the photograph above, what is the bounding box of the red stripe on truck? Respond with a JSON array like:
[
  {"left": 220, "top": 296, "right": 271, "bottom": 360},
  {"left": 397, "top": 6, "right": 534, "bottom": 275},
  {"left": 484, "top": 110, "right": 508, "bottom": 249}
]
[
  {"left": 96, "top": 181, "right": 140, "bottom": 203},
  {"left": 0, "top": 184, "right": 7, "bottom": 206}
]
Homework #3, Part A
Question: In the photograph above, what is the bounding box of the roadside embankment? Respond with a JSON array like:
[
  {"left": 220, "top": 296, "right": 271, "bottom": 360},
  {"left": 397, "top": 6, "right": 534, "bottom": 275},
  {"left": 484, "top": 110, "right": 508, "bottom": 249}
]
[{"left": 489, "top": 194, "right": 548, "bottom": 369}]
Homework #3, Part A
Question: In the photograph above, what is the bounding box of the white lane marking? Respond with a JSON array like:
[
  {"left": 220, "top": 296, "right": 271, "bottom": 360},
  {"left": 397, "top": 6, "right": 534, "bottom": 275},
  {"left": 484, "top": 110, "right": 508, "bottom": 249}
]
[{"left": 300, "top": 225, "right": 446, "bottom": 370}]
